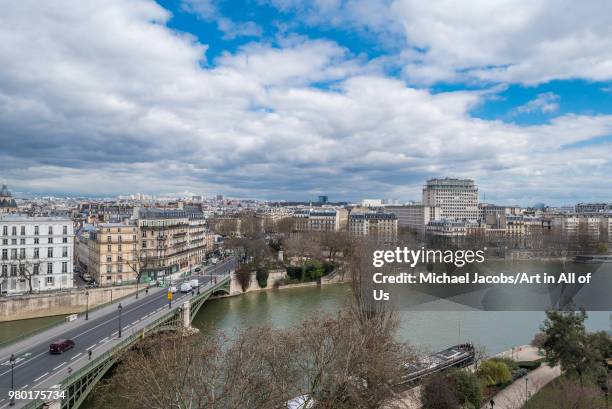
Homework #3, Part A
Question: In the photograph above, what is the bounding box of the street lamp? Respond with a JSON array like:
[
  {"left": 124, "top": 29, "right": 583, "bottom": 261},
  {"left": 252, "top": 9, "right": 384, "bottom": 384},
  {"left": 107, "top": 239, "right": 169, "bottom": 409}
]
[
  {"left": 9, "top": 353, "right": 16, "bottom": 406},
  {"left": 117, "top": 303, "right": 123, "bottom": 338},
  {"left": 525, "top": 377, "right": 529, "bottom": 401},
  {"left": 85, "top": 290, "right": 89, "bottom": 320}
]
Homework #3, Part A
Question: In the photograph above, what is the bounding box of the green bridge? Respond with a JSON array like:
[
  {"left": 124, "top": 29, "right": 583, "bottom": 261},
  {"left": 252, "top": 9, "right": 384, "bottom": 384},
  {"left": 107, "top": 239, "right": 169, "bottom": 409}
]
[{"left": 23, "top": 275, "right": 231, "bottom": 409}]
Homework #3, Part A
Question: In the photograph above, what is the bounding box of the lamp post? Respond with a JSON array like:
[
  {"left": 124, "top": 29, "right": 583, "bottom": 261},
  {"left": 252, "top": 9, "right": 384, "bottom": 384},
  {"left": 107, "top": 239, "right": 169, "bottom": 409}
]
[
  {"left": 525, "top": 377, "right": 529, "bottom": 401},
  {"left": 9, "top": 353, "right": 16, "bottom": 406},
  {"left": 117, "top": 303, "right": 123, "bottom": 338},
  {"left": 85, "top": 290, "right": 89, "bottom": 320}
]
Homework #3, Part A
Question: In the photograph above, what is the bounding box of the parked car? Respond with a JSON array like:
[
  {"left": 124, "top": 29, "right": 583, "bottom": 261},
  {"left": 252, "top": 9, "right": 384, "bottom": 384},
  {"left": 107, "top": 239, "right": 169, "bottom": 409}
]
[
  {"left": 180, "top": 282, "right": 192, "bottom": 293},
  {"left": 49, "top": 339, "right": 75, "bottom": 354},
  {"left": 194, "top": 267, "right": 201, "bottom": 273},
  {"left": 168, "top": 285, "right": 178, "bottom": 293},
  {"left": 189, "top": 279, "right": 199, "bottom": 288}
]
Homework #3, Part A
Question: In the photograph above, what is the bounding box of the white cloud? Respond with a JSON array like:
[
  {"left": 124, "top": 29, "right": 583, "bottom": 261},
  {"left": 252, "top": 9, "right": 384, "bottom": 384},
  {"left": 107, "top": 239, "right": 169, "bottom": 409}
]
[
  {"left": 511, "top": 92, "right": 560, "bottom": 115},
  {"left": 0, "top": 0, "right": 611, "bottom": 203},
  {"left": 265, "top": 0, "right": 612, "bottom": 86}
]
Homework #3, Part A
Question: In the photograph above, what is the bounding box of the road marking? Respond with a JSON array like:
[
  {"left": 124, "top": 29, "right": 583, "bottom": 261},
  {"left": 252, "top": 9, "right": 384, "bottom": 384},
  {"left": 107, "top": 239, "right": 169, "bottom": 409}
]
[
  {"left": 111, "top": 331, "right": 118, "bottom": 336},
  {"left": 18, "top": 384, "right": 29, "bottom": 391},
  {"left": 33, "top": 372, "right": 49, "bottom": 383},
  {"left": 87, "top": 344, "right": 96, "bottom": 350},
  {"left": 53, "top": 362, "right": 67, "bottom": 371},
  {"left": 70, "top": 353, "right": 82, "bottom": 361},
  {"left": 0, "top": 271, "right": 232, "bottom": 381}
]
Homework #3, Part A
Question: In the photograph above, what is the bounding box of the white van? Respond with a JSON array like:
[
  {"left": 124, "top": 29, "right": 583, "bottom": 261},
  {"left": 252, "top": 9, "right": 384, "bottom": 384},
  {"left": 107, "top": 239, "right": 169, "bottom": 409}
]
[
  {"left": 180, "top": 282, "right": 192, "bottom": 293},
  {"left": 189, "top": 279, "right": 199, "bottom": 288}
]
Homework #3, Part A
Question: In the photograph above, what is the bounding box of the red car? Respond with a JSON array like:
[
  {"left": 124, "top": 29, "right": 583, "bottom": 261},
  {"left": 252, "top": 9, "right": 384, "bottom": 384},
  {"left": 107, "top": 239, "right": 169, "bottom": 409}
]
[{"left": 49, "top": 339, "right": 75, "bottom": 354}]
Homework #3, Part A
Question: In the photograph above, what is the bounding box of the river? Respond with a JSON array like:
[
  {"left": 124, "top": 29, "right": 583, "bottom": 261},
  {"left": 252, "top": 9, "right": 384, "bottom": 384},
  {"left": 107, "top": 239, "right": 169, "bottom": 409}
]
[
  {"left": 192, "top": 283, "right": 610, "bottom": 356},
  {"left": 1, "top": 259, "right": 610, "bottom": 355}
]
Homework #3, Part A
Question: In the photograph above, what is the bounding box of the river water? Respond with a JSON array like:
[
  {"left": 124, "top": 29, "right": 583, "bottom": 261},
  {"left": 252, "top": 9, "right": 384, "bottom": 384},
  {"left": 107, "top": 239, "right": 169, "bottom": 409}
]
[
  {"left": 1, "top": 259, "right": 610, "bottom": 355},
  {"left": 192, "top": 283, "right": 610, "bottom": 355}
]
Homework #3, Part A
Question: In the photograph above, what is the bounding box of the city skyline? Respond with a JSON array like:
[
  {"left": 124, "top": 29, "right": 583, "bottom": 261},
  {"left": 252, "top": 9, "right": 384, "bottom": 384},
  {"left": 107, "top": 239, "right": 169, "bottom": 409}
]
[{"left": 1, "top": 1, "right": 612, "bottom": 204}]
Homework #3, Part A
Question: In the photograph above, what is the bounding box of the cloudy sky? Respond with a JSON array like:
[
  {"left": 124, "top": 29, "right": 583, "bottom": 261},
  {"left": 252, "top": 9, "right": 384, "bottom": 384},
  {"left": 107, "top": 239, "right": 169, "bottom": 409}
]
[{"left": 1, "top": 0, "right": 611, "bottom": 204}]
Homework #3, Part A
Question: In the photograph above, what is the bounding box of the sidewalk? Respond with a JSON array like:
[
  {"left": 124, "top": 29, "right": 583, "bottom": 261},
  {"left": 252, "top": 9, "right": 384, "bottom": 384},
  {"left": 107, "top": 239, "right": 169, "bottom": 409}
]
[{"left": 482, "top": 364, "right": 561, "bottom": 409}]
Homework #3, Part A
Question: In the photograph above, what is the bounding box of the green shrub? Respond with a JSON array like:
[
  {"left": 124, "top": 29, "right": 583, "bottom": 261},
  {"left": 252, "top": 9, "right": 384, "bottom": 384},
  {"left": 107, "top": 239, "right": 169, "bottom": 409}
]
[
  {"left": 449, "top": 370, "right": 482, "bottom": 409},
  {"left": 490, "top": 357, "right": 519, "bottom": 371},
  {"left": 477, "top": 360, "right": 512, "bottom": 386}
]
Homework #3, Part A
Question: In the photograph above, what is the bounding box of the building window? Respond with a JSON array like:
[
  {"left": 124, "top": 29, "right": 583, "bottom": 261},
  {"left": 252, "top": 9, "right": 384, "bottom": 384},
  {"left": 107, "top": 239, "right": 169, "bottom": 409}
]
[
  {"left": 47, "top": 263, "right": 53, "bottom": 274},
  {"left": 62, "top": 262, "right": 67, "bottom": 273},
  {"left": 10, "top": 249, "right": 17, "bottom": 259},
  {"left": 118, "top": 244, "right": 122, "bottom": 251},
  {"left": 106, "top": 275, "right": 112, "bottom": 281},
  {"left": 34, "top": 238, "right": 39, "bottom": 244},
  {"left": 11, "top": 226, "right": 17, "bottom": 236},
  {"left": 107, "top": 236, "right": 112, "bottom": 243},
  {"left": 10, "top": 265, "right": 17, "bottom": 276},
  {"left": 107, "top": 265, "right": 112, "bottom": 273},
  {"left": 33, "top": 264, "right": 39, "bottom": 275},
  {"left": 2, "top": 239, "right": 6, "bottom": 245},
  {"left": 20, "top": 238, "right": 25, "bottom": 245},
  {"left": 62, "top": 237, "right": 68, "bottom": 243},
  {"left": 1, "top": 249, "right": 7, "bottom": 260},
  {"left": 34, "top": 226, "right": 39, "bottom": 235},
  {"left": 20, "top": 226, "right": 25, "bottom": 235},
  {"left": 47, "top": 247, "right": 53, "bottom": 258},
  {"left": 19, "top": 248, "right": 25, "bottom": 259},
  {"left": 107, "top": 244, "right": 111, "bottom": 252},
  {"left": 48, "top": 226, "right": 53, "bottom": 235},
  {"left": 107, "top": 255, "right": 112, "bottom": 262},
  {"left": 11, "top": 238, "right": 16, "bottom": 245},
  {"left": 48, "top": 237, "right": 53, "bottom": 244},
  {"left": 1, "top": 265, "right": 7, "bottom": 277},
  {"left": 2, "top": 226, "right": 7, "bottom": 235},
  {"left": 46, "top": 276, "right": 54, "bottom": 285},
  {"left": 63, "top": 226, "right": 68, "bottom": 235}
]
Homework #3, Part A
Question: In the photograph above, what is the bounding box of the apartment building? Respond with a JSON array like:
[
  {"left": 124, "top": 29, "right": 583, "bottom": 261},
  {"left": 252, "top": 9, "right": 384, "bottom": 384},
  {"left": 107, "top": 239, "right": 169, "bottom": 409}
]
[
  {"left": 81, "top": 222, "right": 139, "bottom": 286},
  {"left": 294, "top": 208, "right": 349, "bottom": 232},
  {"left": 552, "top": 216, "right": 601, "bottom": 239},
  {"left": 348, "top": 212, "right": 398, "bottom": 242},
  {"left": 137, "top": 208, "right": 211, "bottom": 282},
  {"left": 422, "top": 178, "right": 478, "bottom": 221},
  {"left": 386, "top": 204, "right": 441, "bottom": 234},
  {"left": 0, "top": 215, "right": 73, "bottom": 295}
]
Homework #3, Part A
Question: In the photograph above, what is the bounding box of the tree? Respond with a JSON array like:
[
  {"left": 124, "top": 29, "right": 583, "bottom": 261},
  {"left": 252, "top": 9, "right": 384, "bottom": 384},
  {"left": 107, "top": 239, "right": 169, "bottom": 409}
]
[
  {"left": 451, "top": 370, "right": 482, "bottom": 409},
  {"left": 255, "top": 267, "right": 269, "bottom": 288},
  {"left": 100, "top": 305, "right": 415, "bottom": 409},
  {"left": 476, "top": 360, "right": 511, "bottom": 386},
  {"left": 421, "top": 373, "right": 460, "bottom": 409},
  {"left": 235, "top": 263, "right": 252, "bottom": 292},
  {"left": 540, "top": 307, "right": 605, "bottom": 386},
  {"left": 596, "top": 242, "right": 608, "bottom": 254},
  {"left": 17, "top": 259, "right": 38, "bottom": 294},
  {"left": 531, "top": 332, "right": 547, "bottom": 349},
  {"left": 126, "top": 244, "right": 151, "bottom": 299}
]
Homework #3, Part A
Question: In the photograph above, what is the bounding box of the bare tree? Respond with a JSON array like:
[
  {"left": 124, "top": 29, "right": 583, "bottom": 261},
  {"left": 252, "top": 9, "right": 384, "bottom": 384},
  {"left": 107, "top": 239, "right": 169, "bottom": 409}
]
[{"left": 126, "top": 244, "right": 151, "bottom": 299}]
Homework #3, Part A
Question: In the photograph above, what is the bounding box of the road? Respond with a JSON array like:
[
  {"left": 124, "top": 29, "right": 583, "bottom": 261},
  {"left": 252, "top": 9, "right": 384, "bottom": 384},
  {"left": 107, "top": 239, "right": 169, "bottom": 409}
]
[{"left": 0, "top": 257, "right": 236, "bottom": 408}]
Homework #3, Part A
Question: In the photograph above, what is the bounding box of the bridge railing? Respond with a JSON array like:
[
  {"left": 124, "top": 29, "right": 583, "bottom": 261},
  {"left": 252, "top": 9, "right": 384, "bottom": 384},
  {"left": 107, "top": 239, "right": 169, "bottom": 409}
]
[{"left": 21, "top": 272, "right": 233, "bottom": 409}]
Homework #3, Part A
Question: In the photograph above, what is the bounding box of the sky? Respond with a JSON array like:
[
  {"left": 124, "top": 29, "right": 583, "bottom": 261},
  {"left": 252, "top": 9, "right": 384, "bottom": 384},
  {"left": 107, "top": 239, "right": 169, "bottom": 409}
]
[{"left": 1, "top": 0, "right": 612, "bottom": 205}]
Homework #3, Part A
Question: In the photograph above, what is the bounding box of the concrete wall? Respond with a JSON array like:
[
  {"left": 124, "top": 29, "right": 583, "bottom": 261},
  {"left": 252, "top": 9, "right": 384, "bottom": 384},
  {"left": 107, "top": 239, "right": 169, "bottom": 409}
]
[
  {"left": 230, "top": 269, "right": 286, "bottom": 295},
  {"left": 0, "top": 284, "right": 140, "bottom": 322}
]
